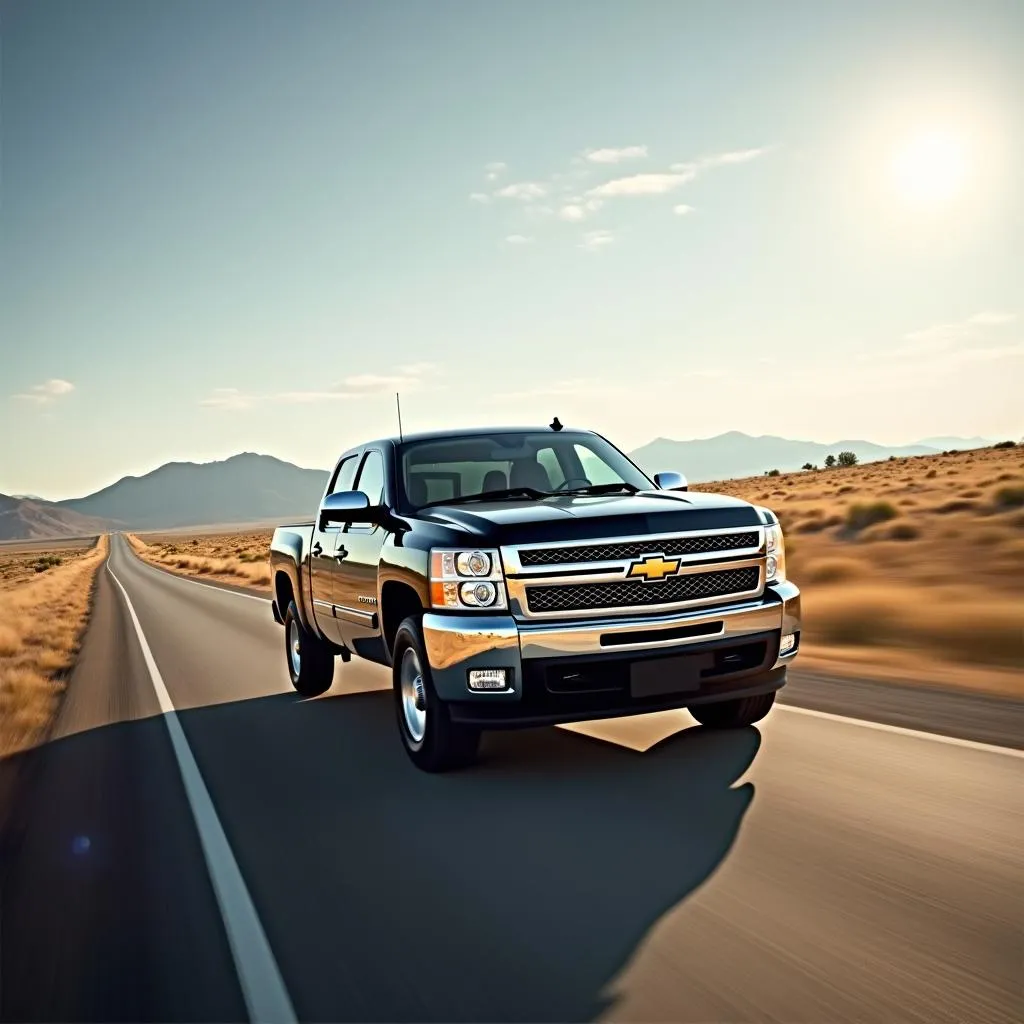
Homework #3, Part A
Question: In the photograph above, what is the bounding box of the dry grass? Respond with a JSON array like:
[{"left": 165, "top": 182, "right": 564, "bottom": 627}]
[
  {"left": 128, "top": 530, "right": 273, "bottom": 590},
  {"left": 0, "top": 535, "right": 110, "bottom": 758},
  {"left": 695, "top": 444, "right": 1024, "bottom": 696}
]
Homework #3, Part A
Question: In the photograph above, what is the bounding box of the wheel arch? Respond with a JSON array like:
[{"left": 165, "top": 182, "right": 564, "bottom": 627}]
[{"left": 381, "top": 579, "right": 424, "bottom": 660}]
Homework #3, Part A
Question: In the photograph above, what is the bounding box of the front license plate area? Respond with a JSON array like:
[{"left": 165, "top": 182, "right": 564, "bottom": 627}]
[{"left": 630, "top": 653, "right": 715, "bottom": 699}]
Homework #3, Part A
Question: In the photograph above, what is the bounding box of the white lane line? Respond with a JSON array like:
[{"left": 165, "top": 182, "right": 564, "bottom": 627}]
[
  {"left": 107, "top": 562, "right": 296, "bottom": 1022},
  {"left": 778, "top": 703, "right": 1024, "bottom": 759}
]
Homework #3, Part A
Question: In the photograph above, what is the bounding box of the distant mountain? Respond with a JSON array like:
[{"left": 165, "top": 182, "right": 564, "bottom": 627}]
[
  {"left": 0, "top": 494, "right": 113, "bottom": 542},
  {"left": 915, "top": 436, "right": 995, "bottom": 451},
  {"left": 58, "top": 453, "right": 329, "bottom": 530},
  {"left": 626, "top": 431, "right": 975, "bottom": 483}
]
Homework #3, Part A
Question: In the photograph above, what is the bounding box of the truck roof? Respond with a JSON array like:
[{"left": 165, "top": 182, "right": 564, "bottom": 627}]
[{"left": 365, "top": 425, "right": 596, "bottom": 448}]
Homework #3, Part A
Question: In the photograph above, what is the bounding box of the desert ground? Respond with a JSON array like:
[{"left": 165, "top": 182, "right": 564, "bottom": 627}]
[
  {"left": 0, "top": 535, "right": 109, "bottom": 758},
  {"left": 126, "top": 444, "right": 1023, "bottom": 696},
  {"left": 126, "top": 530, "right": 272, "bottom": 589}
]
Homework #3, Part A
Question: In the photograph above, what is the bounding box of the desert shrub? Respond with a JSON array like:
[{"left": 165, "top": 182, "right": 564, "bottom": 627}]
[
  {"left": 766, "top": 468, "right": 780, "bottom": 477},
  {"left": 934, "top": 499, "right": 977, "bottom": 514},
  {"left": 801, "top": 462, "right": 814, "bottom": 470},
  {"left": 845, "top": 501, "right": 898, "bottom": 531},
  {"left": 960, "top": 489, "right": 981, "bottom": 498},
  {"left": 838, "top": 484, "right": 854, "bottom": 494},
  {"left": 995, "top": 473, "right": 1016, "bottom": 482},
  {"left": 925, "top": 469, "right": 937, "bottom": 478},
  {"left": 837, "top": 451, "right": 858, "bottom": 467},
  {"left": 803, "top": 558, "right": 866, "bottom": 584},
  {"left": 993, "top": 485, "right": 1024, "bottom": 509},
  {"left": 191, "top": 539, "right": 199, "bottom": 546},
  {"left": 824, "top": 454, "right": 836, "bottom": 468},
  {"left": 797, "top": 513, "right": 842, "bottom": 533},
  {"left": 888, "top": 522, "right": 919, "bottom": 541},
  {"left": 993, "top": 440, "right": 1016, "bottom": 449},
  {"left": 973, "top": 529, "right": 1003, "bottom": 547}
]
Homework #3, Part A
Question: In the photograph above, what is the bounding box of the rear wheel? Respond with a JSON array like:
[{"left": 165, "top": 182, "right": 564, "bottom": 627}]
[
  {"left": 689, "top": 691, "right": 776, "bottom": 728},
  {"left": 393, "top": 616, "right": 480, "bottom": 772},
  {"left": 284, "top": 599, "right": 335, "bottom": 697}
]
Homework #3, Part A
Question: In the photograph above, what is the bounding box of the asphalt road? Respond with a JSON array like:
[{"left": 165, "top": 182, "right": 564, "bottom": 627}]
[{"left": 1, "top": 534, "right": 1020, "bottom": 1023}]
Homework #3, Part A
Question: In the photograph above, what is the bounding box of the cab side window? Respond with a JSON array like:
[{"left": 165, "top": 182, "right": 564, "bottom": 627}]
[
  {"left": 329, "top": 456, "right": 359, "bottom": 496},
  {"left": 354, "top": 450, "right": 385, "bottom": 506}
]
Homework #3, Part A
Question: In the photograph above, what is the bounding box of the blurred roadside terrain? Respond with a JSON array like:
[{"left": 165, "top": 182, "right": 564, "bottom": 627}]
[{"left": 696, "top": 444, "right": 1023, "bottom": 695}]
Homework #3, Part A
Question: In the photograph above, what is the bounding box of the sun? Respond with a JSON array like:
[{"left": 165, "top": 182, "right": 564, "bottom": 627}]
[{"left": 891, "top": 130, "right": 968, "bottom": 204}]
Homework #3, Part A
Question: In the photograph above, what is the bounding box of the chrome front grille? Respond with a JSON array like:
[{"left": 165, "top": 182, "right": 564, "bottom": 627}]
[
  {"left": 525, "top": 566, "right": 761, "bottom": 614},
  {"left": 503, "top": 526, "right": 766, "bottom": 620},
  {"left": 517, "top": 531, "right": 760, "bottom": 567}
]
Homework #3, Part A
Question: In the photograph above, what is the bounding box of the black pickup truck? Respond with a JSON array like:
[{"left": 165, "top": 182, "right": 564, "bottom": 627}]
[{"left": 270, "top": 425, "right": 800, "bottom": 771}]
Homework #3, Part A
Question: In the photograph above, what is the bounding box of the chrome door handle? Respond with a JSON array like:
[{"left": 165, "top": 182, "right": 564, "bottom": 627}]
[{"left": 311, "top": 542, "right": 323, "bottom": 557}]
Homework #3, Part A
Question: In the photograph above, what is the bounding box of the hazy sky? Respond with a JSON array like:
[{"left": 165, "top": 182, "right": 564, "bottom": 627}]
[{"left": 2, "top": 0, "right": 1022, "bottom": 499}]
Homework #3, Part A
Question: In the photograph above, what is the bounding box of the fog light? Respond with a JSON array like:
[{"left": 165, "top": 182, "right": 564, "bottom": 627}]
[
  {"left": 780, "top": 632, "right": 796, "bottom": 655},
  {"left": 468, "top": 668, "right": 510, "bottom": 691}
]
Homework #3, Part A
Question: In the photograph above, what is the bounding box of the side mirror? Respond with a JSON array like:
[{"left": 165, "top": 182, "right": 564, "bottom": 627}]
[
  {"left": 319, "top": 490, "right": 380, "bottom": 528},
  {"left": 653, "top": 470, "right": 688, "bottom": 492}
]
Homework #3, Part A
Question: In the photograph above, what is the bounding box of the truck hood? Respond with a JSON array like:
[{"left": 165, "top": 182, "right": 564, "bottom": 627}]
[{"left": 414, "top": 490, "right": 764, "bottom": 547}]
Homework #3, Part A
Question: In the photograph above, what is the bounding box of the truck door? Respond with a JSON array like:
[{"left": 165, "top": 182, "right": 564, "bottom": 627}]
[
  {"left": 335, "top": 449, "right": 388, "bottom": 660},
  {"left": 310, "top": 453, "right": 359, "bottom": 645}
]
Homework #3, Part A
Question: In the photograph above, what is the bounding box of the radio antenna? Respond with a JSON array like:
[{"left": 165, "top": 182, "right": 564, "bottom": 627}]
[{"left": 396, "top": 392, "right": 404, "bottom": 443}]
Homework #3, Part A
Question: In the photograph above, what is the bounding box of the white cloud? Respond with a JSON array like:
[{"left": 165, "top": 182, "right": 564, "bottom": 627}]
[
  {"left": 685, "top": 146, "right": 771, "bottom": 170},
  {"left": 12, "top": 378, "right": 76, "bottom": 403},
  {"left": 559, "top": 204, "right": 585, "bottom": 222},
  {"left": 494, "top": 181, "right": 547, "bottom": 201},
  {"left": 200, "top": 366, "right": 439, "bottom": 410},
  {"left": 586, "top": 170, "right": 696, "bottom": 198},
  {"left": 504, "top": 234, "right": 533, "bottom": 245},
  {"left": 585, "top": 145, "right": 648, "bottom": 164},
  {"left": 580, "top": 229, "right": 614, "bottom": 250},
  {"left": 485, "top": 161, "right": 507, "bottom": 181},
  {"left": 200, "top": 387, "right": 256, "bottom": 411},
  {"left": 583, "top": 146, "right": 771, "bottom": 203},
  {"left": 469, "top": 192, "right": 491, "bottom": 204},
  {"left": 968, "top": 311, "right": 1016, "bottom": 326},
  {"left": 673, "top": 204, "right": 695, "bottom": 216},
  {"left": 904, "top": 310, "right": 1017, "bottom": 348}
]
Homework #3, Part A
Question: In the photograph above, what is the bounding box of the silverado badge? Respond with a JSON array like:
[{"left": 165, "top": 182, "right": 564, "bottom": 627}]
[{"left": 627, "top": 554, "right": 682, "bottom": 581}]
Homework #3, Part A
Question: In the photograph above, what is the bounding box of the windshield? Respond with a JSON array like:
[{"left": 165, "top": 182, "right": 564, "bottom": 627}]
[{"left": 398, "top": 431, "right": 653, "bottom": 509}]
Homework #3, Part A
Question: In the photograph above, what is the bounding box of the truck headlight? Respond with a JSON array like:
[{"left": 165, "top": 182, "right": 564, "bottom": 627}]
[
  {"left": 765, "top": 524, "right": 786, "bottom": 583},
  {"left": 430, "top": 548, "right": 507, "bottom": 610}
]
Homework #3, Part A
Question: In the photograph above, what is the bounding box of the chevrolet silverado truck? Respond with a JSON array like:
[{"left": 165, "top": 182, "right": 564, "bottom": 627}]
[{"left": 270, "top": 425, "right": 800, "bottom": 771}]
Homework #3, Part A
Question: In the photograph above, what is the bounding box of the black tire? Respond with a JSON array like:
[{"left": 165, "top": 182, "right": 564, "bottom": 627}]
[
  {"left": 284, "top": 599, "right": 335, "bottom": 697},
  {"left": 689, "top": 691, "right": 776, "bottom": 729},
  {"left": 392, "top": 616, "right": 480, "bottom": 772}
]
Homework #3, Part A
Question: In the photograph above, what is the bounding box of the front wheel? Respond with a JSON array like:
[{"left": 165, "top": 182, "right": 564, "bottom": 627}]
[
  {"left": 284, "top": 600, "right": 335, "bottom": 697},
  {"left": 688, "top": 691, "right": 776, "bottom": 729},
  {"left": 393, "top": 617, "right": 480, "bottom": 772}
]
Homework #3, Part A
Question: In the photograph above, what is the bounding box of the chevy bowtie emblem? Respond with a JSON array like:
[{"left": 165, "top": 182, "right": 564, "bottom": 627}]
[{"left": 627, "top": 554, "right": 682, "bottom": 581}]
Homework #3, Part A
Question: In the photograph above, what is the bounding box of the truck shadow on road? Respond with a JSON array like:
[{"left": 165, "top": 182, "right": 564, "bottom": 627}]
[{"left": 1, "top": 691, "right": 761, "bottom": 1023}]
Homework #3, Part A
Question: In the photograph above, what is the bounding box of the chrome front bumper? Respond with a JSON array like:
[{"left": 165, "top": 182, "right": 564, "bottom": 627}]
[{"left": 422, "top": 581, "right": 801, "bottom": 703}]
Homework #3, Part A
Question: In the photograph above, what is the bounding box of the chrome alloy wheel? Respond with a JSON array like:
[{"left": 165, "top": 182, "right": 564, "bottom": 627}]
[
  {"left": 400, "top": 646, "right": 428, "bottom": 743},
  {"left": 289, "top": 618, "right": 302, "bottom": 678}
]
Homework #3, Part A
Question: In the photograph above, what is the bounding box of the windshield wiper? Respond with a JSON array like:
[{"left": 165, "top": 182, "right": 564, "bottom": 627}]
[
  {"left": 419, "top": 486, "right": 553, "bottom": 510},
  {"left": 559, "top": 482, "right": 641, "bottom": 496}
]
